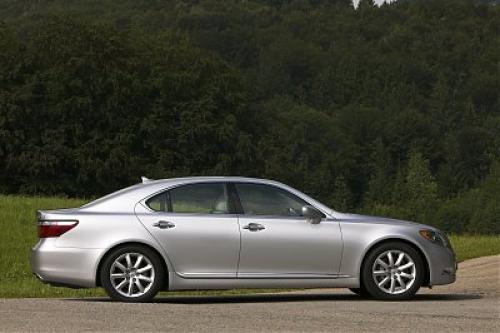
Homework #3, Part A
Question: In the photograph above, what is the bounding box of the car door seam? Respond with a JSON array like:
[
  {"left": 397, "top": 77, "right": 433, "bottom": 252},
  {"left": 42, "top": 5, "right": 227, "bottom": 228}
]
[{"left": 236, "top": 214, "right": 243, "bottom": 277}]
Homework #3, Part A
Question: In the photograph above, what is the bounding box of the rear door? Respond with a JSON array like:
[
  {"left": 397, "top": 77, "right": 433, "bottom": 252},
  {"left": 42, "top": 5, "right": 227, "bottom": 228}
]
[
  {"left": 233, "top": 182, "right": 343, "bottom": 277},
  {"left": 136, "top": 182, "right": 240, "bottom": 278}
]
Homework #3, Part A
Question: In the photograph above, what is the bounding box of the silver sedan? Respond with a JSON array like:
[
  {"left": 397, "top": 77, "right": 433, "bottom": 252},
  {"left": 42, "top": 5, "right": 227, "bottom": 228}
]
[{"left": 31, "top": 177, "right": 456, "bottom": 302}]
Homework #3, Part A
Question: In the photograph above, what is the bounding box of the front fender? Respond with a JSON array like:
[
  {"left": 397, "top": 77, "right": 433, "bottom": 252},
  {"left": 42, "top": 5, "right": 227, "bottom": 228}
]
[{"left": 339, "top": 222, "right": 432, "bottom": 283}]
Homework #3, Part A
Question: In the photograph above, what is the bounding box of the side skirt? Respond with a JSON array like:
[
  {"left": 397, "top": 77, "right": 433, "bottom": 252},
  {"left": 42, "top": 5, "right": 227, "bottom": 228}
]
[{"left": 168, "top": 273, "right": 359, "bottom": 291}]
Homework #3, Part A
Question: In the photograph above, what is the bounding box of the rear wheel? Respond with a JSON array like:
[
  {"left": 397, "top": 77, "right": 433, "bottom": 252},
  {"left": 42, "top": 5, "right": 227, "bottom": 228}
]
[
  {"left": 100, "top": 245, "right": 165, "bottom": 302},
  {"left": 361, "top": 242, "right": 424, "bottom": 300}
]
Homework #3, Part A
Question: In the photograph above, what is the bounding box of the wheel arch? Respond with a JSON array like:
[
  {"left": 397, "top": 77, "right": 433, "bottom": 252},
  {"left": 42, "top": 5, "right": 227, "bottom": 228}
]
[
  {"left": 95, "top": 241, "right": 169, "bottom": 290},
  {"left": 358, "top": 237, "right": 431, "bottom": 287}
]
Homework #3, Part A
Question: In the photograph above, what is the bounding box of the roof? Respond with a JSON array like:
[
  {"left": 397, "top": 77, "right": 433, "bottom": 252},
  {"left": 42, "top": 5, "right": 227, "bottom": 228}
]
[{"left": 80, "top": 176, "right": 335, "bottom": 215}]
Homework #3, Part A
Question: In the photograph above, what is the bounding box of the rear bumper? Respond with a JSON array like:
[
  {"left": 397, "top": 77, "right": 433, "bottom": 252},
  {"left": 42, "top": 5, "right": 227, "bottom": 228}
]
[{"left": 30, "top": 239, "right": 103, "bottom": 288}]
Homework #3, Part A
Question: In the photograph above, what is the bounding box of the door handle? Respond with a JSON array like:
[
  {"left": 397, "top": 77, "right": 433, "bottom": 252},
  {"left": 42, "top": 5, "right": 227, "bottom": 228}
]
[
  {"left": 243, "top": 223, "right": 265, "bottom": 232},
  {"left": 153, "top": 220, "right": 175, "bottom": 229}
]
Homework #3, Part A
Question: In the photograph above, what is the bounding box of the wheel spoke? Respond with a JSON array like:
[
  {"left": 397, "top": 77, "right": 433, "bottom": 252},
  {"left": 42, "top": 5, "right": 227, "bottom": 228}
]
[
  {"left": 389, "top": 277, "right": 396, "bottom": 293},
  {"left": 395, "top": 253, "right": 404, "bottom": 266},
  {"left": 376, "top": 258, "right": 389, "bottom": 269},
  {"left": 378, "top": 276, "right": 389, "bottom": 287},
  {"left": 399, "top": 262, "right": 414, "bottom": 271},
  {"left": 125, "top": 254, "right": 132, "bottom": 269},
  {"left": 114, "top": 261, "right": 127, "bottom": 272},
  {"left": 387, "top": 252, "right": 394, "bottom": 266},
  {"left": 399, "top": 272, "right": 414, "bottom": 279},
  {"left": 111, "top": 273, "right": 127, "bottom": 279},
  {"left": 373, "top": 270, "right": 388, "bottom": 276},
  {"left": 115, "top": 279, "right": 127, "bottom": 290},
  {"left": 127, "top": 279, "right": 133, "bottom": 295},
  {"left": 137, "top": 275, "right": 153, "bottom": 282},
  {"left": 135, "top": 279, "right": 145, "bottom": 293},
  {"left": 137, "top": 264, "right": 153, "bottom": 273},
  {"left": 396, "top": 274, "right": 406, "bottom": 289},
  {"left": 134, "top": 255, "right": 143, "bottom": 268}
]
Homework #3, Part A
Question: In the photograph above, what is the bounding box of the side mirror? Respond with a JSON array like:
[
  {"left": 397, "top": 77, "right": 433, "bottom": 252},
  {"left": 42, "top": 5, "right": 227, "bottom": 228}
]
[{"left": 302, "top": 205, "right": 324, "bottom": 224}]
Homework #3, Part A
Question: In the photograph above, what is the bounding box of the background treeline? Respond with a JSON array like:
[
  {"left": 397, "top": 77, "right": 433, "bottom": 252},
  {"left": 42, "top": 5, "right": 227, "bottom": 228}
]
[{"left": 0, "top": 0, "right": 499, "bottom": 234}]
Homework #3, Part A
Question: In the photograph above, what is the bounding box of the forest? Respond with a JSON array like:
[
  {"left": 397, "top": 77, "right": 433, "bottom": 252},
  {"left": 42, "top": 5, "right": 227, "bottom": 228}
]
[{"left": 0, "top": 0, "right": 499, "bottom": 234}]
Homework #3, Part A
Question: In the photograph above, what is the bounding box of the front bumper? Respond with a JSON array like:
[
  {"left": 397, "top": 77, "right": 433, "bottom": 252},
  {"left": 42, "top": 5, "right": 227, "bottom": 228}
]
[
  {"left": 30, "top": 239, "right": 103, "bottom": 288},
  {"left": 427, "top": 244, "right": 457, "bottom": 286}
]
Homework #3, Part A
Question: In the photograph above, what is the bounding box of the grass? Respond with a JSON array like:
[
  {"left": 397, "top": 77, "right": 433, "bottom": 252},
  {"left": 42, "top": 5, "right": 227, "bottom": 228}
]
[
  {"left": 449, "top": 234, "right": 500, "bottom": 262},
  {"left": 0, "top": 195, "right": 98, "bottom": 298},
  {"left": 0, "top": 195, "right": 498, "bottom": 298}
]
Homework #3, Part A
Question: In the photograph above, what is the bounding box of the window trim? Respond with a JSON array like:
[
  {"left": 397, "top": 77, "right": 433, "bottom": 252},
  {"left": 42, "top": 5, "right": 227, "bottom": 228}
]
[{"left": 142, "top": 180, "right": 330, "bottom": 219}]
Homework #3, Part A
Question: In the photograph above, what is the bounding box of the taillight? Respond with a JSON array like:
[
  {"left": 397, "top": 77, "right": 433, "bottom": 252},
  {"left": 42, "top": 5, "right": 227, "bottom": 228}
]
[{"left": 38, "top": 220, "right": 79, "bottom": 238}]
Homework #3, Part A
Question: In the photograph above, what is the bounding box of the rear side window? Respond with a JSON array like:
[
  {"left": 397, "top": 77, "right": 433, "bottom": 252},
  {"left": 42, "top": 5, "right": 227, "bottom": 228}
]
[
  {"left": 146, "top": 193, "right": 166, "bottom": 212},
  {"left": 234, "top": 183, "right": 308, "bottom": 217},
  {"left": 170, "top": 183, "right": 229, "bottom": 214},
  {"left": 146, "top": 183, "right": 230, "bottom": 214}
]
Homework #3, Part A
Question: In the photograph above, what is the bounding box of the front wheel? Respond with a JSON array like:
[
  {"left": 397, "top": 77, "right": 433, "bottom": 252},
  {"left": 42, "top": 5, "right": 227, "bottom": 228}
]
[
  {"left": 100, "top": 245, "right": 165, "bottom": 302},
  {"left": 361, "top": 242, "right": 424, "bottom": 300}
]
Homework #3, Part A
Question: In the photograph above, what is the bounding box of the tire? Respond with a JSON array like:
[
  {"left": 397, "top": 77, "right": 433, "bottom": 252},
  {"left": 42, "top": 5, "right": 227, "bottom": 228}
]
[
  {"left": 349, "top": 286, "right": 371, "bottom": 298},
  {"left": 361, "top": 241, "right": 424, "bottom": 300},
  {"left": 100, "top": 245, "right": 166, "bottom": 302}
]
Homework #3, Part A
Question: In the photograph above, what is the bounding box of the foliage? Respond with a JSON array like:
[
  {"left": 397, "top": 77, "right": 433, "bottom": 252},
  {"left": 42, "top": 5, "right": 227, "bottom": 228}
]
[
  {"left": 0, "top": 0, "right": 499, "bottom": 233},
  {"left": 0, "top": 18, "right": 248, "bottom": 196}
]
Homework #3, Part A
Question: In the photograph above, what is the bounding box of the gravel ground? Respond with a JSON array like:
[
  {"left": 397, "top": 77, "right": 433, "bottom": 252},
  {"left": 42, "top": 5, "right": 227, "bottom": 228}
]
[{"left": 0, "top": 255, "right": 498, "bottom": 332}]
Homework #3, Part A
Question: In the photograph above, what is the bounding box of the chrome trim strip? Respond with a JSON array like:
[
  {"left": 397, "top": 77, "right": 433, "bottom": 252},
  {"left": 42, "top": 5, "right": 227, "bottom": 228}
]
[
  {"left": 138, "top": 210, "right": 337, "bottom": 222},
  {"left": 237, "top": 273, "right": 350, "bottom": 279},
  {"left": 176, "top": 272, "right": 350, "bottom": 279},
  {"left": 176, "top": 272, "right": 236, "bottom": 279}
]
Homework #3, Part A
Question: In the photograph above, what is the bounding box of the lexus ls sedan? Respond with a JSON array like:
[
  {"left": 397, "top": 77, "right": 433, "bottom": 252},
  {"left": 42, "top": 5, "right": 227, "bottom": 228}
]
[{"left": 31, "top": 177, "right": 456, "bottom": 302}]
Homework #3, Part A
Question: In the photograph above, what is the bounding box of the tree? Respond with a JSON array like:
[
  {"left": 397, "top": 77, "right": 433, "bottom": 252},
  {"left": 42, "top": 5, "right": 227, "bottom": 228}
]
[
  {"left": 0, "top": 0, "right": 499, "bottom": 234},
  {"left": 364, "top": 138, "right": 392, "bottom": 207},
  {"left": 403, "top": 150, "right": 438, "bottom": 224}
]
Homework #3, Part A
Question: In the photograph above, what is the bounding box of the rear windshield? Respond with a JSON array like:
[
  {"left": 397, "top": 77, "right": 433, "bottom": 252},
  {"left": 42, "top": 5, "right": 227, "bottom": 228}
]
[{"left": 80, "top": 183, "right": 144, "bottom": 208}]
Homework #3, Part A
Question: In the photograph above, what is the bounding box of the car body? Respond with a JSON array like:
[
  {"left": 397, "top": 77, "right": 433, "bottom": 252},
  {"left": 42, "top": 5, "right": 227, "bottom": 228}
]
[{"left": 31, "top": 176, "right": 456, "bottom": 301}]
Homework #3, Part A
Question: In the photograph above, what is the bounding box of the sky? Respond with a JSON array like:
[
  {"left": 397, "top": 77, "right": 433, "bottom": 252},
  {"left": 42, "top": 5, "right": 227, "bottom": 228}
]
[{"left": 352, "top": 0, "right": 396, "bottom": 7}]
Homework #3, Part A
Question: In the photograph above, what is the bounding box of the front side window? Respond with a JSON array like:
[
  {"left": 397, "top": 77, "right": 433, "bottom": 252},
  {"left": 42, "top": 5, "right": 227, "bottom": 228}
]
[
  {"left": 235, "top": 183, "right": 308, "bottom": 216},
  {"left": 170, "top": 183, "right": 229, "bottom": 214}
]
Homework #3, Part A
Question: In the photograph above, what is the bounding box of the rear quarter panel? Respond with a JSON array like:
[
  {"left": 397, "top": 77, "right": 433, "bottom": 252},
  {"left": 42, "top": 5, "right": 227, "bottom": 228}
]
[
  {"left": 39, "top": 210, "right": 173, "bottom": 285},
  {"left": 50, "top": 212, "right": 157, "bottom": 250}
]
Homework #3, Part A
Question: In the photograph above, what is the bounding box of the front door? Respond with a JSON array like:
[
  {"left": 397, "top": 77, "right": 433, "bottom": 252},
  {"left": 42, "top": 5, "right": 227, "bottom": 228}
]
[
  {"left": 233, "top": 182, "right": 342, "bottom": 277},
  {"left": 136, "top": 182, "right": 240, "bottom": 278}
]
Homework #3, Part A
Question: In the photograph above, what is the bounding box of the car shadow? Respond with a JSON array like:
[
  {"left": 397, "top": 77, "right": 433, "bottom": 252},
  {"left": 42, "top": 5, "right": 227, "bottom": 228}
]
[{"left": 67, "top": 292, "right": 482, "bottom": 304}]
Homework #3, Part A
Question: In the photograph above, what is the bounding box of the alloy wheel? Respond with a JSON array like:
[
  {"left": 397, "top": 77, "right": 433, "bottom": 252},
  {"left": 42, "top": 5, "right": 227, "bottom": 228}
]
[
  {"left": 109, "top": 252, "right": 155, "bottom": 298},
  {"left": 372, "top": 250, "right": 416, "bottom": 295}
]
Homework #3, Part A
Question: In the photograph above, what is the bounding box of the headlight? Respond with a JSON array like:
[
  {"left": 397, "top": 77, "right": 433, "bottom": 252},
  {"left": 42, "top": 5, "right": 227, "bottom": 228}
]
[{"left": 419, "top": 229, "right": 448, "bottom": 247}]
